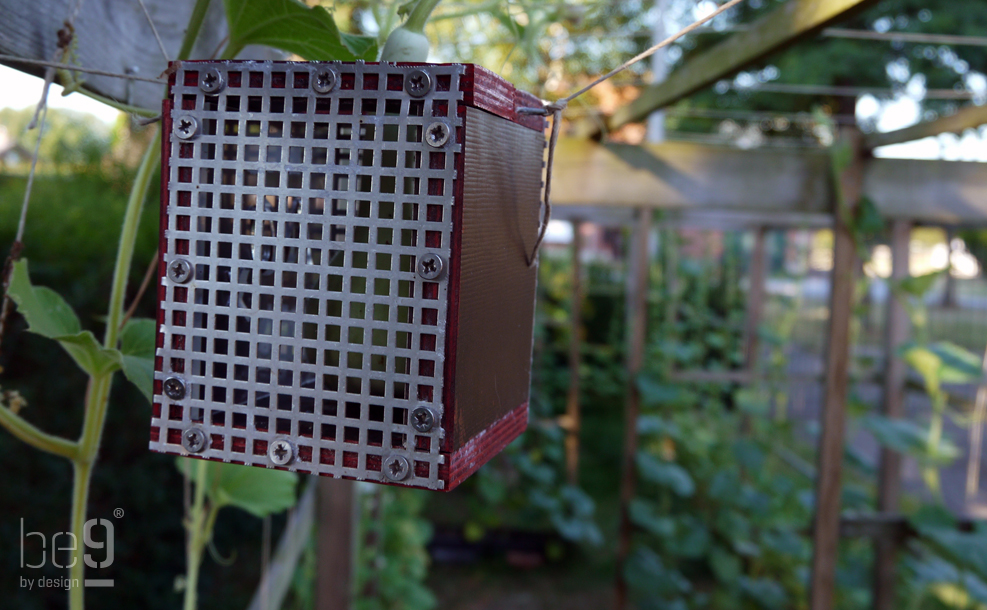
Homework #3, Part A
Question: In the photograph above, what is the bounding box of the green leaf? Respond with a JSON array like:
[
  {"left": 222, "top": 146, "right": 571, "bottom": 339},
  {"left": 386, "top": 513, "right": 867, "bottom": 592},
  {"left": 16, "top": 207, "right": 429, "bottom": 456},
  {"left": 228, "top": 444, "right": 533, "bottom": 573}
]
[
  {"left": 119, "top": 318, "right": 156, "bottom": 401},
  {"left": 628, "top": 499, "right": 675, "bottom": 538},
  {"left": 624, "top": 546, "right": 691, "bottom": 598},
  {"left": 8, "top": 259, "right": 80, "bottom": 336},
  {"left": 223, "top": 0, "right": 378, "bottom": 60},
  {"left": 914, "top": 516, "right": 987, "bottom": 580},
  {"left": 928, "top": 342, "right": 983, "bottom": 384},
  {"left": 861, "top": 415, "right": 959, "bottom": 466},
  {"left": 636, "top": 452, "right": 695, "bottom": 497},
  {"left": 177, "top": 458, "right": 298, "bottom": 517},
  {"left": 7, "top": 260, "right": 120, "bottom": 376},
  {"left": 735, "top": 388, "right": 770, "bottom": 417},
  {"left": 636, "top": 375, "right": 691, "bottom": 407},
  {"left": 709, "top": 545, "right": 742, "bottom": 585},
  {"left": 637, "top": 415, "right": 680, "bottom": 438},
  {"left": 895, "top": 270, "right": 945, "bottom": 298}
]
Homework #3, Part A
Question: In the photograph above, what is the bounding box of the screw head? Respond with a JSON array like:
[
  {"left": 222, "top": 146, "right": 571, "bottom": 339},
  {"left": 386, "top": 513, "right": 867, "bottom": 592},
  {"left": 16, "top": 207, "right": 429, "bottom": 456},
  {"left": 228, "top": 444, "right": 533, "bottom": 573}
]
[
  {"left": 181, "top": 427, "right": 207, "bottom": 453},
  {"left": 163, "top": 377, "right": 187, "bottom": 400},
  {"left": 174, "top": 115, "right": 198, "bottom": 140},
  {"left": 417, "top": 253, "right": 445, "bottom": 280},
  {"left": 268, "top": 439, "right": 295, "bottom": 466},
  {"left": 383, "top": 455, "right": 411, "bottom": 481},
  {"left": 199, "top": 68, "right": 225, "bottom": 94},
  {"left": 405, "top": 69, "right": 432, "bottom": 97},
  {"left": 167, "top": 258, "right": 193, "bottom": 284},
  {"left": 411, "top": 407, "right": 436, "bottom": 433},
  {"left": 424, "top": 122, "right": 450, "bottom": 148},
  {"left": 312, "top": 68, "right": 337, "bottom": 94}
]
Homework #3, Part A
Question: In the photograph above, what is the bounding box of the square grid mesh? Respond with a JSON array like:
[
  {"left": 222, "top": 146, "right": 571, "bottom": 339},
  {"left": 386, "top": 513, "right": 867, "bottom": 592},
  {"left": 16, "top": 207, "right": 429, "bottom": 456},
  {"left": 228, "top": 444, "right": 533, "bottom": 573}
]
[{"left": 150, "top": 61, "right": 466, "bottom": 489}]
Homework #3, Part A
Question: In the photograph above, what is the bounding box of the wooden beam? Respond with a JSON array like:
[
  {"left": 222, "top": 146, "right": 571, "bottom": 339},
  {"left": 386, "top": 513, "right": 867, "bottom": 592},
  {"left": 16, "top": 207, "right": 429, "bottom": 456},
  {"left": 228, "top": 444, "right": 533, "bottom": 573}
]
[
  {"left": 873, "top": 220, "right": 910, "bottom": 610},
  {"left": 824, "top": 28, "right": 987, "bottom": 47},
  {"left": 564, "top": 219, "right": 584, "bottom": 486},
  {"left": 317, "top": 478, "right": 355, "bottom": 610},
  {"left": 809, "top": 127, "right": 864, "bottom": 610},
  {"left": 577, "top": 0, "right": 880, "bottom": 137},
  {"left": 864, "top": 104, "right": 987, "bottom": 149},
  {"left": 551, "top": 138, "right": 987, "bottom": 225},
  {"left": 614, "top": 208, "right": 652, "bottom": 610},
  {"left": 0, "top": 0, "right": 233, "bottom": 110}
]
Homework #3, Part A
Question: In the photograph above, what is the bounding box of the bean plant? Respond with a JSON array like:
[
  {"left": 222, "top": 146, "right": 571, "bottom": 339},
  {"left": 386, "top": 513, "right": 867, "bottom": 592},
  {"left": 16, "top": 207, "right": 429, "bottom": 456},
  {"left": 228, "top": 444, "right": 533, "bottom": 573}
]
[{"left": 0, "top": 1, "right": 451, "bottom": 609}]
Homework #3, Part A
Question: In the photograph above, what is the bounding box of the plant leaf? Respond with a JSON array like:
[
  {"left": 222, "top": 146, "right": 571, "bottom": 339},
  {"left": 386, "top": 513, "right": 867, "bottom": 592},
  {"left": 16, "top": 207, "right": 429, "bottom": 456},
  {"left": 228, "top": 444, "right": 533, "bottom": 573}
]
[
  {"left": 894, "top": 270, "right": 945, "bottom": 298},
  {"left": 861, "top": 415, "right": 959, "bottom": 466},
  {"left": 119, "top": 318, "right": 156, "bottom": 401},
  {"left": 928, "top": 342, "right": 983, "bottom": 384},
  {"left": 628, "top": 499, "right": 675, "bottom": 538},
  {"left": 636, "top": 452, "right": 695, "bottom": 497},
  {"left": 903, "top": 346, "right": 943, "bottom": 395},
  {"left": 624, "top": 546, "right": 691, "bottom": 598},
  {"left": 7, "top": 260, "right": 120, "bottom": 376},
  {"left": 223, "top": 0, "right": 378, "bottom": 60},
  {"left": 177, "top": 458, "right": 298, "bottom": 517}
]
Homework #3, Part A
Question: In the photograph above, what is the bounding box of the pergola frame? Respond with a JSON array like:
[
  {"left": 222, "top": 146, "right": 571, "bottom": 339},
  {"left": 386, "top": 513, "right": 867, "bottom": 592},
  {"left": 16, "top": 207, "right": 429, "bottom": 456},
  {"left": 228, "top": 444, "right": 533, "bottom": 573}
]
[
  {"left": 555, "top": 2, "right": 987, "bottom": 610},
  {"left": 3, "top": 0, "right": 987, "bottom": 609}
]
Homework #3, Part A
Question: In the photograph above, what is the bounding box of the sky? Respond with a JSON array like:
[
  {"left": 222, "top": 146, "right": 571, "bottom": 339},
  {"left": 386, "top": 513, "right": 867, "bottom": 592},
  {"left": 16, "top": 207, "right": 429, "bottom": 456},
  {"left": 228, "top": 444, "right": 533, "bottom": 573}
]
[{"left": 0, "top": 65, "right": 122, "bottom": 124}]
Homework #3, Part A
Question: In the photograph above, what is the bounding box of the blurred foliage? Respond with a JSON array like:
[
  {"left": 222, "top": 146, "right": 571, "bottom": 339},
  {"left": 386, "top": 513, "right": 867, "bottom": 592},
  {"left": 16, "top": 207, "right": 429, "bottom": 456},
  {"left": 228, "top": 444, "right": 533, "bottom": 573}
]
[{"left": 354, "top": 486, "right": 436, "bottom": 610}]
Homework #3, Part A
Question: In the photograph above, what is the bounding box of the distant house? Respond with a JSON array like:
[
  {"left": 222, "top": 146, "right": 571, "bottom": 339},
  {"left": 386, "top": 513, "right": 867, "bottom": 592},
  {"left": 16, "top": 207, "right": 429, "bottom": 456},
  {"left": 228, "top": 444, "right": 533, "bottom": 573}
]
[{"left": 0, "top": 125, "right": 32, "bottom": 169}]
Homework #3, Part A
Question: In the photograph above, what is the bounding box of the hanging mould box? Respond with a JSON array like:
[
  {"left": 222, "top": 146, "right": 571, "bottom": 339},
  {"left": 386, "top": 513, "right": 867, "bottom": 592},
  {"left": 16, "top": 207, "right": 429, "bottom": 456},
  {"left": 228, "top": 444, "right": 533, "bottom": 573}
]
[{"left": 148, "top": 60, "right": 546, "bottom": 491}]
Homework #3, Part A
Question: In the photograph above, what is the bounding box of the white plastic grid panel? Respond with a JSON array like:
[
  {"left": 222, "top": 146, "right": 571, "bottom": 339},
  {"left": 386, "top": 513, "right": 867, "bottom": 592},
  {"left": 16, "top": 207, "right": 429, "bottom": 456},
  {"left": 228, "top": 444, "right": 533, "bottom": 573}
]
[{"left": 150, "top": 61, "right": 465, "bottom": 489}]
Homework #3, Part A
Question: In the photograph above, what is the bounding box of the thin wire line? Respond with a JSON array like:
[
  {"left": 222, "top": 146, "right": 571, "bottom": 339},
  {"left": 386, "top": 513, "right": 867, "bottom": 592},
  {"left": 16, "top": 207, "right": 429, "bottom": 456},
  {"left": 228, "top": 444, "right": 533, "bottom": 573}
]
[
  {"left": 135, "top": 0, "right": 171, "bottom": 62},
  {"left": 0, "top": 54, "right": 166, "bottom": 84},
  {"left": 556, "top": 0, "right": 744, "bottom": 108},
  {"left": 120, "top": 249, "right": 159, "bottom": 330},
  {"left": 524, "top": 0, "right": 746, "bottom": 266},
  {"left": 0, "top": 94, "right": 50, "bottom": 356}
]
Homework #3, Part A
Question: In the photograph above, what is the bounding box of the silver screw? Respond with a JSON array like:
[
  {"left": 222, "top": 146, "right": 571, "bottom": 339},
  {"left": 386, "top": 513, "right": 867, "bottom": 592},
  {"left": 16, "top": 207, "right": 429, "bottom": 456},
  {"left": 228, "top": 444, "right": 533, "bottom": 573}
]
[
  {"left": 383, "top": 455, "right": 410, "bottom": 481},
  {"left": 268, "top": 439, "right": 295, "bottom": 466},
  {"left": 199, "top": 68, "right": 224, "bottom": 94},
  {"left": 174, "top": 115, "right": 198, "bottom": 140},
  {"left": 163, "top": 377, "right": 187, "bottom": 400},
  {"left": 167, "top": 258, "right": 193, "bottom": 284},
  {"left": 417, "top": 253, "right": 445, "bottom": 280},
  {"left": 411, "top": 407, "right": 436, "bottom": 433},
  {"left": 312, "top": 68, "right": 337, "bottom": 94},
  {"left": 405, "top": 69, "right": 432, "bottom": 97},
  {"left": 181, "top": 427, "right": 207, "bottom": 453},
  {"left": 424, "top": 122, "right": 450, "bottom": 148}
]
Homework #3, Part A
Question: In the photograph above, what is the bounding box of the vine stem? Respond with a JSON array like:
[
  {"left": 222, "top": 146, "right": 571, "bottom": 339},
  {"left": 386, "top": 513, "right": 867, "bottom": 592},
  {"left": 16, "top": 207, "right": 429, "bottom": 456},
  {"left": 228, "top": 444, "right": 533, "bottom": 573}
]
[
  {"left": 184, "top": 459, "right": 208, "bottom": 610},
  {"left": 67, "top": 133, "right": 160, "bottom": 610},
  {"left": 177, "top": 0, "right": 214, "bottom": 62},
  {"left": 403, "top": 0, "right": 443, "bottom": 32},
  {"left": 184, "top": 459, "right": 223, "bottom": 610}
]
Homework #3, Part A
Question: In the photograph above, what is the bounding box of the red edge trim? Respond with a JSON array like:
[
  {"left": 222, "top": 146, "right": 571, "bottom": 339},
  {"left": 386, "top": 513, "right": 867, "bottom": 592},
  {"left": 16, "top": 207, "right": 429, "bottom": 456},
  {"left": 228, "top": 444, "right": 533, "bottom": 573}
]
[{"left": 440, "top": 402, "right": 528, "bottom": 492}]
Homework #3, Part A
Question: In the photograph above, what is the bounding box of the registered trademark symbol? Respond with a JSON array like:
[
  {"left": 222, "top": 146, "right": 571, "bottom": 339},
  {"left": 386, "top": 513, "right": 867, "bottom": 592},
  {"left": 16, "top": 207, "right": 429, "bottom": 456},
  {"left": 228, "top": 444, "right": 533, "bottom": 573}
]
[{"left": 113, "top": 508, "right": 124, "bottom": 519}]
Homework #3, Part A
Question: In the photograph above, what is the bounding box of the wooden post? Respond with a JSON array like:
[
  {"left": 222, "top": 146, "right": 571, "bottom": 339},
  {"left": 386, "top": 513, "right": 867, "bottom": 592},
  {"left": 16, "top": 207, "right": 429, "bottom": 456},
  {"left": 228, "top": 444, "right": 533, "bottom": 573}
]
[
  {"left": 943, "top": 228, "right": 958, "bottom": 308},
  {"left": 743, "top": 227, "right": 768, "bottom": 371},
  {"left": 808, "top": 128, "right": 864, "bottom": 610},
  {"left": 740, "top": 227, "right": 767, "bottom": 432},
  {"left": 614, "top": 208, "right": 652, "bottom": 610},
  {"left": 316, "top": 478, "right": 355, "bottom": 610},
  {"left": 565, "top": 219, "right": 585, "bottom": 485},
  {"left": 873, "top": 219, "right": 910, "bottom": 610},
  {"left": 966, "top": 345, "right": 987, "bottom": 499}
]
